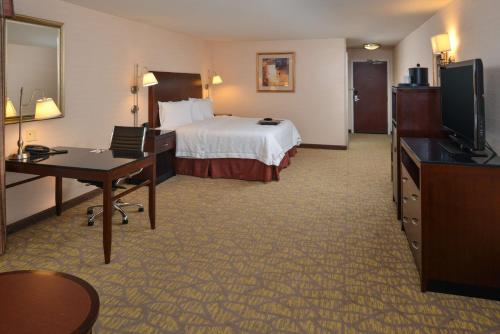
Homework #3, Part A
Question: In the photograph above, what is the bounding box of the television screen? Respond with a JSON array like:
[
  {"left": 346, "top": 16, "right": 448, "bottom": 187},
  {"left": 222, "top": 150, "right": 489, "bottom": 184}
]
[{"left": 440, "top": 59, "right": 485, "bottom": 150}]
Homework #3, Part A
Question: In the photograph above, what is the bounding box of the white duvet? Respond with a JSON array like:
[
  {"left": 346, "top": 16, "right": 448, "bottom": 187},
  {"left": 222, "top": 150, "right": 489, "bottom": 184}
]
[{"left": 175, "top": 116, "right": 302, "bottom": 166}]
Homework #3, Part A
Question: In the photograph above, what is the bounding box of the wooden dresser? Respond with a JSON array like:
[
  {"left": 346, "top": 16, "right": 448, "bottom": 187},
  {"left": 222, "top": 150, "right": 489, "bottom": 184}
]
[
  {"left": 400, "top": 137, "right": 500, "bottom": 297},
  {"left": 392, "top": 86, "right": 444, "bottom": 220}
]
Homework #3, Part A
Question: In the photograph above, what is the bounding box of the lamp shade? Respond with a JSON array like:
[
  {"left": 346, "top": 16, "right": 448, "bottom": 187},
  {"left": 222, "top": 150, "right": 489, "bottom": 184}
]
[
  {"left": 5, "top": 98, "right": 17, "bottom": 117},
  {"left": 212, "top": 74, "right": 223, "bottom": 85},
  {"left": 35, "top": 97, "right": 61, "bottom": 120},
  {"left": 142, "top": 72, "right": 158, "bottom": 87},
  {"left": 431, "top": 34, "right": 451, "bottom": 54}
]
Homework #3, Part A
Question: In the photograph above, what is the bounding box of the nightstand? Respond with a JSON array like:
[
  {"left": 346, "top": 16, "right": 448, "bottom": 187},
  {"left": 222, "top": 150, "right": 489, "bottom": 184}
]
[{"left": 129, "top": 129, "right": 176, "bottom": 185}]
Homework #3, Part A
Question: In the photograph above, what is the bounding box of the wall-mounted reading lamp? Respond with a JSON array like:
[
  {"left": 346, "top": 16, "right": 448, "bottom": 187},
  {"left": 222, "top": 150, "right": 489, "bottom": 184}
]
[
  {"left": 431, "top": 33, "right": 454, "bottom": 65},
  {"left": 9, "top": 87, "right": 61, "bottom": 160},
  {"left": 204, "top": 70, "right": 223, "bottom": 98},
  {"left": 131, "top": 64, "right": 159, "bottom": 127}
]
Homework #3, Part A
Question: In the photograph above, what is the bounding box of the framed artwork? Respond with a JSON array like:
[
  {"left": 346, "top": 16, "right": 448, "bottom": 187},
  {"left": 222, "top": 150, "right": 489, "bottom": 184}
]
[{"left": 256, "top": 52, "right": 295, "bottom": 92}]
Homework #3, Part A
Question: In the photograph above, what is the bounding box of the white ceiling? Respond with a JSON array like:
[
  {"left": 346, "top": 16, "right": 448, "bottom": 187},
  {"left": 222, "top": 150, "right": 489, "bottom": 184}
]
[{"left": 61, "top": 0, "right": 453, "bottom": 47}]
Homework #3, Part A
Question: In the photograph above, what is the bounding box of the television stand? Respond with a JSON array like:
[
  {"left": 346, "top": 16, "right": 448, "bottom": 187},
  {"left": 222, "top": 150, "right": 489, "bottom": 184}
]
[
  {"left": 400, "top": 137, "right": 500, "bottom": 298},
  {"left": 439, "top": 138, "right": 488, "bottom": 158}
]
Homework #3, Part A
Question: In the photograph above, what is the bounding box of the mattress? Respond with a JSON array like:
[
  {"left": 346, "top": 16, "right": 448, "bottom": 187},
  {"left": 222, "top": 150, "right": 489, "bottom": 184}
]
[{"left": 175, "top": 116, "right": 302, "bottom": 166}]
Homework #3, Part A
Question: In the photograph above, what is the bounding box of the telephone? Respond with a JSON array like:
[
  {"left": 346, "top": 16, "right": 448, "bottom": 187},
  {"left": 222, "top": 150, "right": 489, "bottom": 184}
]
[{"left": 25, "top": 145, "right": 68, "bottom": 156}]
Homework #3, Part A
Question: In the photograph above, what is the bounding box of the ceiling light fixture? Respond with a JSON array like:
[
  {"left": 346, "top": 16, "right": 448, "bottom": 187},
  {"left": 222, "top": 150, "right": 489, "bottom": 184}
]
[{"left": 363, "top": 43, "right": 381, "bottom": 51}]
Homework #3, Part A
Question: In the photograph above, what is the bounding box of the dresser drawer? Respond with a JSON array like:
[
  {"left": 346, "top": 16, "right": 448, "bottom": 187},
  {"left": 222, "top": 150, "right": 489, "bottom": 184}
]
[
  {"left": 405, "top": 223, "right": 422, "bottom": 273},
  {"left": 155, "top": 134, "right": 175, "bottom": 153},
  {"left": 401, "top": 164, "right": 422, "bottom": 273}
]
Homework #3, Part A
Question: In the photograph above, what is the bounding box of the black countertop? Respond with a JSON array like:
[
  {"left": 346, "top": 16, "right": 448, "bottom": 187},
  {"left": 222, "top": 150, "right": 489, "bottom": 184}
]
[{"left": 401, "top": 137, "right": 500, "bottom": 167}]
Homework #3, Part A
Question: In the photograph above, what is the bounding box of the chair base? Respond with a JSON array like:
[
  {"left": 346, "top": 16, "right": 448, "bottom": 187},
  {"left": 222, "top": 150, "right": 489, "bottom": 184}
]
[{"left": 86, "top": 199, "right": 144, "bottom": 226}]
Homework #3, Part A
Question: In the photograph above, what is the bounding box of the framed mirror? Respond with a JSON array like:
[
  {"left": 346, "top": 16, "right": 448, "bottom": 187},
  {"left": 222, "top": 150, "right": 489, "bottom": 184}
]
[{"left": 4, "top": 15, "right": 63, "bottom": 124}]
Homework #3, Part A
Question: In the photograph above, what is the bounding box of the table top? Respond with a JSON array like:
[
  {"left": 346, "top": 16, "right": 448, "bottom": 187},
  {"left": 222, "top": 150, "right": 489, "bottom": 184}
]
[
  {"left": 6, "top": 147, "right": 150, "bottom": 172},
  {"left": 401, "top": 137, "right": 500, "bottom": 167},
  {"left": 0, "top": 270, "right": 100, "bottom": 334}
]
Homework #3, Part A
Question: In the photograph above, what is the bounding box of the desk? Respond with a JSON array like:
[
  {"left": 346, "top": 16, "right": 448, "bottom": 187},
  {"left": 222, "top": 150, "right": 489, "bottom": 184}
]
[{"left": 5, "top": 147, "right": 156, "bottom": 264}]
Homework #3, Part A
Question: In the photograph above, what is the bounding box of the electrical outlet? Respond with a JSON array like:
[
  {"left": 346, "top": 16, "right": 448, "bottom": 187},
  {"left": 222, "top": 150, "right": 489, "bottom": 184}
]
[{"left": 24, "top": 128, "right": 37, "bottom": 142}]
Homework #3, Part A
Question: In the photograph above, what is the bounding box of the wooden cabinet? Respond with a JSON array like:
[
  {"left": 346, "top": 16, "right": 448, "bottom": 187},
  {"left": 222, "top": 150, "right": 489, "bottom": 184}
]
[
  {"left": 401, "top": 137, "right": 500, "bottom": 297},
  {"left": 392, "top": 87, "right": 443, "bottom": 219},
  {"left": 129, "top": 129, "right": 176, "bottom": 185}
]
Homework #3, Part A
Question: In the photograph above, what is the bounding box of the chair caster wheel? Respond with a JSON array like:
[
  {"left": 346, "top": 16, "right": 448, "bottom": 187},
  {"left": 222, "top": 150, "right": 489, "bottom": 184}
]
[
  {"left": 87, "top": 208, "right": 93, "bottom": 215},
  {"left": 88, "top": 220, "right": 94, "bottom": 227},
  {"left": 122, "top": 218, "right": 128, "bottom": 225},
  {"left": 138, "top": 207, "right": 144, "bottom": 212}
]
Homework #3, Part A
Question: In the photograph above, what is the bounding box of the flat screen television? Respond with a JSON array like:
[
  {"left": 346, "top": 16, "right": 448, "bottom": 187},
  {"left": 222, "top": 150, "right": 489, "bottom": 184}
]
[{"left": 440, "top": 59, "right": 485, "bottom": 151}]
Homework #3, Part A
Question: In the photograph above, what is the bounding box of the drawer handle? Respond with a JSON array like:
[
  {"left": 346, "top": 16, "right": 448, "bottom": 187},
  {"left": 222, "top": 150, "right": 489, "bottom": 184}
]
[
  {"left": 162, "top": 143, "right": 169, "bottom": 148},
  {"left": 411, "top": 194, "right": 418, "bottom": 201},
  {"left": 402, "top": 177, "right": 408, "bottom": 183},
  {"left": 411, "top": 218, "right": 418, "bottom": 226},
  {"left": 411, "top": 241, "right": 419, "bottom": 250}
]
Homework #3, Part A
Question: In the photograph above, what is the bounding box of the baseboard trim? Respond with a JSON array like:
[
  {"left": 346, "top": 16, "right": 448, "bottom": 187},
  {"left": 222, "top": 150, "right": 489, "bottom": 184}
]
[
  {"left": 6, "top": 189, "right": 101, "bottom": 235},
  {"left": 300, "top": 143, "right": 347, "bottom": 150}
]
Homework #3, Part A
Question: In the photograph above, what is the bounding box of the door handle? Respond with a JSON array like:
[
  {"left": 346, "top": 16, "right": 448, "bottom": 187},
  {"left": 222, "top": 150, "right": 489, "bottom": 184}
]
[{"left": 354, "top": 95, "right": 360, "bottom": 102}]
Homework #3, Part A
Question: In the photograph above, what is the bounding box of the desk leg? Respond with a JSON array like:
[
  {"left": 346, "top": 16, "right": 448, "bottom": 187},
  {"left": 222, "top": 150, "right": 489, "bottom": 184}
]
[
  {"left": 103, "top": 179, "right": 113, "bottom": 264},
  {"left": 148, "top": 161, "right": 156, "bottom": 230},
  {"left": 55, "top": 176, "right": 63, "bottom": 216}
]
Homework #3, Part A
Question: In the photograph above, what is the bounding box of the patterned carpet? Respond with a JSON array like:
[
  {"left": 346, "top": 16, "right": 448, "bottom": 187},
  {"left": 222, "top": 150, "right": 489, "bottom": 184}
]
[{"left": 1, "top": 134, "right": 499, "bottom": 333}]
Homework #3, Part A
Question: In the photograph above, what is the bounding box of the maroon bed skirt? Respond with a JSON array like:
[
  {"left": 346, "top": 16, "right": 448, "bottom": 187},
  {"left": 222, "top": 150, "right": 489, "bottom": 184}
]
[{"left": 175, "top": 147, "right": 298, "bottom": 182}]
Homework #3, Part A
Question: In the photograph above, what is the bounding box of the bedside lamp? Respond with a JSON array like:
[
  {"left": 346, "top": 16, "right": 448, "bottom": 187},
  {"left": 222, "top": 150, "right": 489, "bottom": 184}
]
[
  {"left": 205, "top": 71, "right": 223, "bottom": 98},
  {"left": 142, "top": 72, "right": 158, "bottom": 87},
  {"left": 431, "top": 33, "right": 454, "bottom": 65},
  {"left": 5, "top": 98, "right": 16, "bottom": 117},
  {"left": 212, "top": 74, "right": 223, "bottom": 85},
  {"left": 131, "top": 64, "right": 159, "bottom": 127},
  {"left": 9, "top": 87, "right": 61, "bottom": 161}
]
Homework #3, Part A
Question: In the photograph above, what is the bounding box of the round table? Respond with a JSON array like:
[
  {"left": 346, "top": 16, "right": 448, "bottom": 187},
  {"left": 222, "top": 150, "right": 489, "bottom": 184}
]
[{"left": 0, "top": 270, "right": 100, "bottom": 334}]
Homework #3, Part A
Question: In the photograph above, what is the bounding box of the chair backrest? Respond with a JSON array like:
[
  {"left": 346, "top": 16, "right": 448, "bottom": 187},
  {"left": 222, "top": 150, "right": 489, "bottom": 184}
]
[{"left": 109, "top": 126, "right": 146, "bottom": 152}]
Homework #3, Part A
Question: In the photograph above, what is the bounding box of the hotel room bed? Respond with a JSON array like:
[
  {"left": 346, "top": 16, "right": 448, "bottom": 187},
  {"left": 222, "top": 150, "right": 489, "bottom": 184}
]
[{"left": 148, "top": 71, "right": 301, "bottom": 182}]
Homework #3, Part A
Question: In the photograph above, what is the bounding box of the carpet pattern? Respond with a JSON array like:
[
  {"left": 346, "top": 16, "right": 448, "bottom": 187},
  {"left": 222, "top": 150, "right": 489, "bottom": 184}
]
[{"left": 1, "top": 134, "right": 499, "bottom": 333}]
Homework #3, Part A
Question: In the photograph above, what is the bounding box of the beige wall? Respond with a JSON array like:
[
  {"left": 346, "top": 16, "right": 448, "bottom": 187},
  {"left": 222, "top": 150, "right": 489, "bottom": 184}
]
[
  {"left": 347, "top": 48, "right": 394, "bottom": 133},
  {"left": 210, "top": 39, "right": 348, "bottom": 146},
  {"left": 394, "top": 0, "right": 500, "bottom": 150},
  {"left": 5, "top": 0, "right": 211, "bottom": 224}
]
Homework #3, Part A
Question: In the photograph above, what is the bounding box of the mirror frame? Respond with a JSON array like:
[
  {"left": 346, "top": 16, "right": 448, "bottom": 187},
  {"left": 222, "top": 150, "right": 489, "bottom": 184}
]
[{"left": 4, "top": 14, "right": 64, "bottom": 124}]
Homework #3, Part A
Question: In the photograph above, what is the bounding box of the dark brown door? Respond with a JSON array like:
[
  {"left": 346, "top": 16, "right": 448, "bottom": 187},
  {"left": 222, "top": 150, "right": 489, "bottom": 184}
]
[{"left": 353, "top": 61, "right": 388, "bottom": 133}]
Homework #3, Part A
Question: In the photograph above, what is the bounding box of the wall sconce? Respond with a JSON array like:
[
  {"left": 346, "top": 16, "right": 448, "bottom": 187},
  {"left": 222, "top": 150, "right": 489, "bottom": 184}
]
[
  {"left": 5, "top": 98, "right": 16, "bottom": 117},
  {"left": 131, "top": 64, "right": 158, "bottom": 127},
  {"left": 204, "top": 70, "right": 223, "bottom": 98},
  {"left": 431, "top": 33, "right": 454, "bottom": 65},
  {"left": 9, "top": 87, "right": 61, "bottom": 160}
]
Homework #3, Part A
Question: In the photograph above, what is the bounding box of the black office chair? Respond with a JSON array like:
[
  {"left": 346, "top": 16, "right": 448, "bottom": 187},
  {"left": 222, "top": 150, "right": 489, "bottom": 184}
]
[{"left": 79, "top": 126, "right": 147, "bottom": 226}]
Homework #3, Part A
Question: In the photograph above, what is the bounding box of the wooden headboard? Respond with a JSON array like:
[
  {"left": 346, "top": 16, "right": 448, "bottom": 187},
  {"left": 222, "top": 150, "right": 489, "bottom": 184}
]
[{"left": 148, "top": 71, "right": 203, "bottom": 128}]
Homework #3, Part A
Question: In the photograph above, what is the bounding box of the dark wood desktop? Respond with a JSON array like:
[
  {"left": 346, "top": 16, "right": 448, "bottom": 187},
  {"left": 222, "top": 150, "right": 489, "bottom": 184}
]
[
  {"left": 5, "top": 147, "right": 156, "bottom": 264},
  {"left": 400, "top": 137, "right": 500, "bottom": 297}
]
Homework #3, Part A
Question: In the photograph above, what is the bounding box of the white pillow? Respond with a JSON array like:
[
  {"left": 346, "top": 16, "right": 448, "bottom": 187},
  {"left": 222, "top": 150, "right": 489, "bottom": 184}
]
[
  {"left": 189, "top": 98, "right": 214, "bottom": 122},
  {"left": 158, "top": 100, "right": 193, "bottom": 130}
]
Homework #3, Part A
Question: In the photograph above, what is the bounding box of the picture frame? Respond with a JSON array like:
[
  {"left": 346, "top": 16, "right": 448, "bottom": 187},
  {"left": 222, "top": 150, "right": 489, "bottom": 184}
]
[{"left": 256, "top": 52, "right": 295, "bottom": 92}]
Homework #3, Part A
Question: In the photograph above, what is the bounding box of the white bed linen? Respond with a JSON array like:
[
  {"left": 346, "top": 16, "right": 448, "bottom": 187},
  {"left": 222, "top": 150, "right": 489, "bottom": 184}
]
[{"left": 175, "top": 116, "right": 302, "bottom": 166}]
